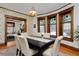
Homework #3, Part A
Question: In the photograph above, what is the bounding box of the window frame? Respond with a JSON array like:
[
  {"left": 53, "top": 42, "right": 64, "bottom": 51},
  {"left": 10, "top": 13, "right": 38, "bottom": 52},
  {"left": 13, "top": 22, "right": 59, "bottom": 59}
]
[{"left": 59, "top": 7, "right": 74, "bottom": 42}]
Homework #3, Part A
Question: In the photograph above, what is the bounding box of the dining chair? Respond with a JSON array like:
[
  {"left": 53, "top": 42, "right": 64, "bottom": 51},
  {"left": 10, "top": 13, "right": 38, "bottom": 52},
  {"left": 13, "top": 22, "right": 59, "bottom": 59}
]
[
  {"left": 14, "top": 34, "right": 21, "bottom": 56},
  {"left": 43, "top": 36, "right": 63, "bottom": 56},
  {"left": 18, "top": 36, "right": 38, "bottom": 56},
  {"left": 35, "top": 32, "right": 42, "bottom": 37},
  {"left": 43, "top": 33, "right": 50, "bottom": 39},
  {"left": 21, "top": 32, "right": 27, "bottom": 36}
]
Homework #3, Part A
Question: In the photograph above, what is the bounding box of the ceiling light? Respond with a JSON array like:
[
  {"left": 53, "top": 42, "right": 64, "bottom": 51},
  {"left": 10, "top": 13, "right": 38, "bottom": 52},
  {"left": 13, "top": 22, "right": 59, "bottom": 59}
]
[{"left": 28, "top": 7, "right": 37, "bottom": 17}]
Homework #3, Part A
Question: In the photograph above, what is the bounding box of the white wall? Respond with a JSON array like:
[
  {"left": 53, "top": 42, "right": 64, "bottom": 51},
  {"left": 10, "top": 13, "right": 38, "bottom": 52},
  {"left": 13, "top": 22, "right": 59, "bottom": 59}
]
[
  {"left": 27, "top": 16, "right": 37, "bottom": 35},
  {"left": 0, "top": 8, "right": 6, "bottom": 44},
  {"left": 74, "top": 3, "right": 79, "bottom": 30}
]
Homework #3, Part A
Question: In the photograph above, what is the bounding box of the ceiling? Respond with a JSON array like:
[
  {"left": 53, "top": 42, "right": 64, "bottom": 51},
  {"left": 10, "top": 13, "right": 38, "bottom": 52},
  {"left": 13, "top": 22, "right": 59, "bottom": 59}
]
[{"left": 0, "top": 3, "right": 68, "bottom": 15}]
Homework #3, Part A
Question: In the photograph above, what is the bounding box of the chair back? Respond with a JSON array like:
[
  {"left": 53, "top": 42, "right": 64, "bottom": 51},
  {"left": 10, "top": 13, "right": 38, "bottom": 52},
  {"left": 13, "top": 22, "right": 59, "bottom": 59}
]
[
  {"left": 43, "top": 33, "right": 50, "bottom": 39},
  {"left": 21, "top": 32, "right": 27, "bottom": 36},
  {"left": 52, "top": 36, "right": 63, "bottom": 56},
  {"left": 18, "top": 36, "right": 31, "bottom": 56},
  {"left": 14, "top": 34, "right": 21, "bottom": 50}
]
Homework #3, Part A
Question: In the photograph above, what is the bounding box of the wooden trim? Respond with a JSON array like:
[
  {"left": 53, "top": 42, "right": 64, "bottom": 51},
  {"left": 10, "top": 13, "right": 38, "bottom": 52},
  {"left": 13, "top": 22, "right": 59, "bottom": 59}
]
[
  {"left": 71, "top": 7, "right": 74, "bottom": 42},
  {"left": 37, "top": 18, "right": 40, "bottom": 32},
  {"left": 5, "top": 15, "right": 27, "bottom": 45},
  {"left": 47, "top": 17, "right": 50, "bottom": 32},
  {"left": 23, "top": 20, "right": 27, "bottom": 32},
  {"left": 5, "top": 17, "right": 7, "bottom": 45},
  {"left": 5, "top": 15, "right": 26, "bottom": 21},
  {"left": 5, "top": 15, "right": 27, "bottom": 32}
]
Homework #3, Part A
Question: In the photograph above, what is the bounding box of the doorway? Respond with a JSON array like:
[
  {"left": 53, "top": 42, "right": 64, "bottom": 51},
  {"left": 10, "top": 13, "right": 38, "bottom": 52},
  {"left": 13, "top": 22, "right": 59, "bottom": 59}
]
[{"left": 5, "top": 15, "right": 27, "bottom": 45}]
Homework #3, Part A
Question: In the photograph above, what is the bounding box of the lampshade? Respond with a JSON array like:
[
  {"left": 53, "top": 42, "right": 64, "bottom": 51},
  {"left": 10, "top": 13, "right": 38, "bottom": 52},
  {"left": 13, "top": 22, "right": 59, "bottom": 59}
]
[{"left": 28, "top": 7, "right": 37, "bottom": 17}]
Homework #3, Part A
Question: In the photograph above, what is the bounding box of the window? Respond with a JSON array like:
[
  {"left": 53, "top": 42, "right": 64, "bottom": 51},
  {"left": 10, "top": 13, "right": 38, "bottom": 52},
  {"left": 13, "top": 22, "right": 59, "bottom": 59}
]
[
  {"left": 7, "top": 22, "right": 15, "bottom": 34},
  {"left": 59, "top": 7, "right": 73, "bottom": 42},
  {"left": 47, "top": 15, "right": 57, "bottom": 37},
  {"left": 40, "top": 20, "right": 44, "bottom": 32},
  {"left": 63, "top": 13, "right": 71, "bottom": 38},
  {"left": 37, "top": 17, "right": 46, "bottom": 33},
  {"left": 50, "top": 17, "right": 56, "bottom": 36}
]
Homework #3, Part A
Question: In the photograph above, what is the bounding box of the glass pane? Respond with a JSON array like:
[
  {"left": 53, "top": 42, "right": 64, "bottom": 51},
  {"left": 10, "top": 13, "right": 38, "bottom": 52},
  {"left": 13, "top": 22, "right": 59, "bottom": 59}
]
[
  {"left": 40, "top": 26, "right": 44, "bottom": 32},
  {"left": 63, "top": 14, "right": 71, "bottom": 38},
  {"left": 50, "top": 17, "right": 56, "bottom": 35},
  {"left": 7, "top": 27, "right": 14, "bottom": 34},
  {"left": 40, "top": 20, "right": 44, "bottom": 33}
]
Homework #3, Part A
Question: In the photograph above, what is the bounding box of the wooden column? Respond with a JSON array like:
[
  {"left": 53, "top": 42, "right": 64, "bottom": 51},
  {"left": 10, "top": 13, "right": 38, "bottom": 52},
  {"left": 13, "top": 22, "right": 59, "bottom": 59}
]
[
  {"left": 45, "top": 16, "right": 47, "bottom": 33},
  {"left": 57, "top": 13, "right": 60, "bottom": 37}
]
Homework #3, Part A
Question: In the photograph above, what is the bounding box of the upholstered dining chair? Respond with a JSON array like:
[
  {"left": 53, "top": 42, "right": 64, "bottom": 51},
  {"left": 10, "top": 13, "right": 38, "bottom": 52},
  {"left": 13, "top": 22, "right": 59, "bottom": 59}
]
[
  {"left": 21, "top": 32, "right": 27, "bottom": 36},
  {"left": 43, "top": 36, "right": 63, "bottom": 56},
  {"left": 18, "top": 36, "right": 38, "bottom": 56},
  {"left": 14, "top": 34, "right": 21, "bottom": 56},
  {"left": 43, "top": 33, "right": 50, "bottom": 39}
]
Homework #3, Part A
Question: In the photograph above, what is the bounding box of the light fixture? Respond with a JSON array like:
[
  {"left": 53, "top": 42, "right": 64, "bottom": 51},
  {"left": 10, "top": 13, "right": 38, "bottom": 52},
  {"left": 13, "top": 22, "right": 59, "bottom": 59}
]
[{"left": 28, "top": 7, "right": 37, "bottom": 17}]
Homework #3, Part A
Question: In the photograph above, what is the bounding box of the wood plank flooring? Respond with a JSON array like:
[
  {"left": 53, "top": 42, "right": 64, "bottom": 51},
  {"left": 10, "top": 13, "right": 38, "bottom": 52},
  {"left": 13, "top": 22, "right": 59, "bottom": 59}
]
[{"left": 0, "top": 41, "right": 79, "bottom": 56}]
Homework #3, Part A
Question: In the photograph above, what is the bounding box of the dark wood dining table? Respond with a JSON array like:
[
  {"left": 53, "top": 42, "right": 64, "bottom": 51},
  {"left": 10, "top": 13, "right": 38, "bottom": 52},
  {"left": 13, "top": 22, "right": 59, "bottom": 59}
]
[{"left": 27, "top": 36, "right": 55, "bottom": 56}]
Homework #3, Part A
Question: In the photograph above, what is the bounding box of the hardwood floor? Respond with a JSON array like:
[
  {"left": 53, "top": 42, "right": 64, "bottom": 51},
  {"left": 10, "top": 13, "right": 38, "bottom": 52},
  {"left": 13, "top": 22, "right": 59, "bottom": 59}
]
[
  {"left": 50, "top": 44, "right": 79, "bottom": 56},
  {"left": 0, "top": 41, "right": 16, "bottom": 49},
  {"left": 60, "top": 46, "right": 79, "bottom": 56},
  {"left": 0, "top": 41, "right": 79, "bottom": 56}
]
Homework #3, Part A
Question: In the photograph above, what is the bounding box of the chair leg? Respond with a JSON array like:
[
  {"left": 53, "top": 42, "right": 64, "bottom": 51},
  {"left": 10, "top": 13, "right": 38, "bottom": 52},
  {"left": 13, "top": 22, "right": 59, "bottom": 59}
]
[
  {"left": 22, "top": 53, "right": 25, "bottom": 56},
  {"left": 19, "top": 50, "right": 22, "bottom": 56},
  {"left": 16, "top": 48, "right": 19, "bottom": 56}
]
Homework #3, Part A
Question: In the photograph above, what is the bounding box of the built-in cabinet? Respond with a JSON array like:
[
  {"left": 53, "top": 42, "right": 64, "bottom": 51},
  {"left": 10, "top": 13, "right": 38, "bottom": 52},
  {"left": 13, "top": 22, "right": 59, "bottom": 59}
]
[{"left": 37, "top": 7, "right": 73, "bottom": 42}]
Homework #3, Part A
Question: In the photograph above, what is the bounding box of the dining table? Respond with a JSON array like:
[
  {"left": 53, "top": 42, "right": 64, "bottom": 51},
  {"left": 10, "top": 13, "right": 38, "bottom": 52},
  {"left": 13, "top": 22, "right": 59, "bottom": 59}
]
[{"left": 26, "top": 36, "right": 55, "bottom": 56}]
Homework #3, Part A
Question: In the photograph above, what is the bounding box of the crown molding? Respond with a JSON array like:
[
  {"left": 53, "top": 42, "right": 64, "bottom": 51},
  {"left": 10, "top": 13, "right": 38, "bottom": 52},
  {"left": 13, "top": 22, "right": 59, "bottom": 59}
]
[
  {"left": 0, "top": 6, "right": 27, "bottom": 16},
  {"left": 0, "top": 3, "right": 72, "bottom": 17}
]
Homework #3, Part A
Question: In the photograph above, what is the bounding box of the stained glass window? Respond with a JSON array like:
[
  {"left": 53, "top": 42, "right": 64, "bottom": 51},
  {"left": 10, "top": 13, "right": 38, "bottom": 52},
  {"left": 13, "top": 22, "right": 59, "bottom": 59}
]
[{"left": 63, "top": 13, "right": 71, "bottom": 38}]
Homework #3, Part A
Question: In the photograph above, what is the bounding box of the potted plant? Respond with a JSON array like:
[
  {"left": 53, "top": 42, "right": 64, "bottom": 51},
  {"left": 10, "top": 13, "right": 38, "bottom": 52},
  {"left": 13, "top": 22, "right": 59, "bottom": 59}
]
[{"left": 74, "top": 25, "right": 79, "bottom": 47}]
